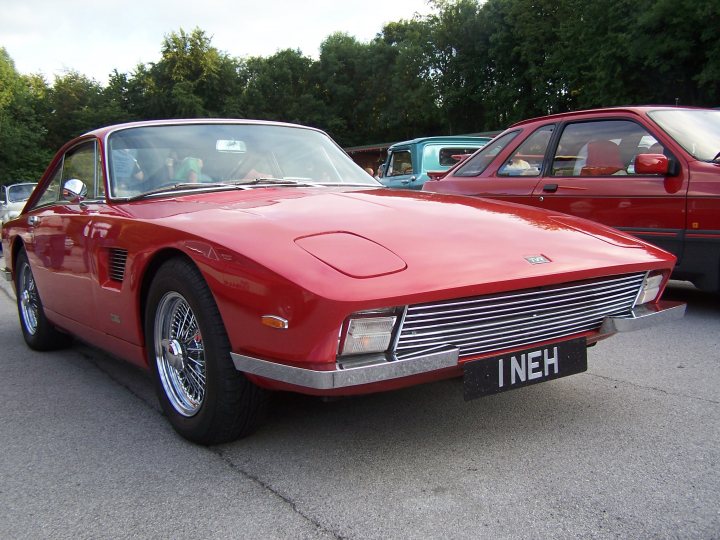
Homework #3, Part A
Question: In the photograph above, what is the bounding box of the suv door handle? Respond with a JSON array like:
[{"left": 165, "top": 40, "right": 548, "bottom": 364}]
[{"left": 542, "top": 184, "right": 558, "bottom": 193}]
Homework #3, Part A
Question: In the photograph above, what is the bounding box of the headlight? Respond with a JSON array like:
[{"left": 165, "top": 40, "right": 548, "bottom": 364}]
[
  {"left": 339, "top": 310, "right": 399, "bottom": 356},
  {"left": 635, "top": 271, "right": 665, "bottom": 306}
]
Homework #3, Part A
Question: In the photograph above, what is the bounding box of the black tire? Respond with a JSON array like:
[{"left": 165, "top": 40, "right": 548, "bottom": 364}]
[
  {"left": 145, "top": 257, "right": 268, "bottom": 445},
  {"left": 15, "top": 249, "right": 72, "bottom": 351}
]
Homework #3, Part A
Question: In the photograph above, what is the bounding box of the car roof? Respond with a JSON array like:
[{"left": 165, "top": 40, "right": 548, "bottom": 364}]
[
  {"left": 388, "top": 135, "right": 492, "bottom": 149},
  {"left": 84, "top": 118, "right": 322, "bottom": 139},
  {"left": 508, "top": 105, "right": 710, "bottom": 128}
]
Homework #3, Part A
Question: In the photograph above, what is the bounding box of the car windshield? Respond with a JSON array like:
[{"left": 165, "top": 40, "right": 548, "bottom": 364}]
[
  {"left": 648, "top": 109, "right": 720, "bottom": 162},
  {"left": 107, "top": 123, "right": 380, "bottom": 198},
  {"left": 7, "top": 183, "right": 36, "bottom": 203}
]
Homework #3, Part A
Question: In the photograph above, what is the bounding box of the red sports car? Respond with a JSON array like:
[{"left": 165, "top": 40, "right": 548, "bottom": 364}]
[{"left": 2, "top": 120, "right": 685, "bottom": 444}]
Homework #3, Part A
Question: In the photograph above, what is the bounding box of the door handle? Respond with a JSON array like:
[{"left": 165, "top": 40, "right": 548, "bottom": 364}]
[{"left": 542, "top": 184, "right": 558, "bottom": 193}]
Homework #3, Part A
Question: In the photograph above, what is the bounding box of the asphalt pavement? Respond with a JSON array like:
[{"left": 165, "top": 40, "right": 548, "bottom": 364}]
[{"left": 0, "top": 276, "right": 718, "bottom": 539}]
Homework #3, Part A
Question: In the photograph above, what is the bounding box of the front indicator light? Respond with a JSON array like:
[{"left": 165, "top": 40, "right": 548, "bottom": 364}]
[
  {"left": 341, "top": 316, "right": 397, "bottom": 356},
  {"left": 636, "top": 272, "right": 664, "bottom": 305}
]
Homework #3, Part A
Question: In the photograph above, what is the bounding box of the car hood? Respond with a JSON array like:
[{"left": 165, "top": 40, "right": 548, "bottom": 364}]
[{"left": 129, "top": 187, "right": 671, "bottom": 301}]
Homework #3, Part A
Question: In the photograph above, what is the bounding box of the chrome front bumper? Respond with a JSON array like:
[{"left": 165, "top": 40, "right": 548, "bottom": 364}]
[{"left": 231, "top": 299, "right": 686, "bottom": 390}]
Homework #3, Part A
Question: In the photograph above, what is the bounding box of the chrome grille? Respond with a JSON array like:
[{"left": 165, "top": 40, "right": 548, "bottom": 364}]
[
  {"left": 109, "top": 248, "right": 128, "bottom": 282},
  {"left": 395, "top": 273, "right": 645, "bottom": 360}
]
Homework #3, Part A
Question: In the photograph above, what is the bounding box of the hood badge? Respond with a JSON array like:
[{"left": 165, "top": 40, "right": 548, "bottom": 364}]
[{"left": 525, "top": 255, "right": 551, "bottom": 265}]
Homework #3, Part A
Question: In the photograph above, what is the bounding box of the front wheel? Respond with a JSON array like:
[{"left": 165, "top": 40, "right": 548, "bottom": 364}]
[
  {"left": 15, "top": 249, "right": 72, "bottom": 350},
  {"left": 145, "top": 258, "right": 267, "bottom": 444}
]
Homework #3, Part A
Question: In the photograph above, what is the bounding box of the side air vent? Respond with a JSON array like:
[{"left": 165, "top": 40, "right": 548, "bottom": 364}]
[{"left": 109, "top": 248, "right": 128, "bottom": 282}]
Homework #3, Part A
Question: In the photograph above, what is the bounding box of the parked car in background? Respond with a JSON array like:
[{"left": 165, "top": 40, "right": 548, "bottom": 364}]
[
  {"left": 380, "top": 135, "right": 491, "bottom": 189},
  {"left": 2, "top": 119, "right": 684, "bottom": 444},
  {"left": 0, "top": 182, "right": 37, "bottom": 225},
  {"left": 423, "top": 106, "right": 720, "bottom": 293}
]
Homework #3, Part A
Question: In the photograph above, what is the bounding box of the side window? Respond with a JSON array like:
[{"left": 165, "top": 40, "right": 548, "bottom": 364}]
[
  {"left": 551, "top": 120, "right": 662, "bottom": 177},
  {"left": 33, "top": 166, "right": 63, "bottom": 209},
  {"left": 387, "top": 150, "right": 413, "bottom": 176},
  {"left": 498, "top": 125, "right": 554, "bottom": 177},
  {"left": 455, "top": 131, "right": 520, "bottom": 177},
  {"left": 62, "top": 141, "right": 98, "bottom": 197},
  {"left": 437, "top": 147, "right": 479, "bottom": 167}
]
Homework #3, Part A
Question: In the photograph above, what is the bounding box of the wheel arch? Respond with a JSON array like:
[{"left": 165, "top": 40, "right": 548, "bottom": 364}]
[
  {"left": 138, "top": 248, "right": 202, "bottom": 345},
  {"left": 10, "top": 235, "right": 27, "bottom": 275}
]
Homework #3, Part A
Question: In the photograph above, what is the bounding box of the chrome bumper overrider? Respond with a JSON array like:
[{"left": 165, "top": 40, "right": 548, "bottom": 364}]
[
  {"left": 231, "top": 299, "right": 686, "bottom": 390},
  {"left": 598, "top": 300, "right": 686, "bottom": 335}
]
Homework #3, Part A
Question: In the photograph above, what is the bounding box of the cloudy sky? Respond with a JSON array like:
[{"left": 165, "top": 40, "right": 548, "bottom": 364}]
[{"left": 3, "top": 0, "right": 434, "bottom": 84}]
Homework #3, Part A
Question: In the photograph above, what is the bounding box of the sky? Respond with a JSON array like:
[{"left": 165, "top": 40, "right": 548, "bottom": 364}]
[{"left": 2, "top": 0, "right": 435, "bottom": 85}]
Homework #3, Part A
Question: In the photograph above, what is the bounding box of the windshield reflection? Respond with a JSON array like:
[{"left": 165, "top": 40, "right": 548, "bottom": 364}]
[
  {"left": 107, "top": 123, "right": 379, "bottom": 198},
  {"left": 648, "top": 109, "right": 720, "bottom": 162}
]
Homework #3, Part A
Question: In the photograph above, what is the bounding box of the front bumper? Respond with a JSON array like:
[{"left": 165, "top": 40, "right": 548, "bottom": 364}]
[{"left": 230, "top": 299, "right": 686, "bottom": 390}]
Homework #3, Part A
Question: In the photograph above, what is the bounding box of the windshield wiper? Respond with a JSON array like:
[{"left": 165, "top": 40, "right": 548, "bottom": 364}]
[
  {"left": 712, "top": 151, "right": 720, "bottom": 162},
  {"left": 124, "top": 182, "right": 242, "bottom": 201},
  {"left": 227, "top": 177, "right": 316, "bottom": 187}
]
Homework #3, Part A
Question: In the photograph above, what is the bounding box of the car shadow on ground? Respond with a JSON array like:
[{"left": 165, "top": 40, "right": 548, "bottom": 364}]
[{"left": 663, "top": 280, "right": 719, "bottom": 315}]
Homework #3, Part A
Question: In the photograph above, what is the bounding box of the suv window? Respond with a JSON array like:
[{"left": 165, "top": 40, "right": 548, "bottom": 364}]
[
  {"left": 387, "top": 150, "right": 413, "bottom": 176},
  {"left": 551, "top": 120, "right": 663, "bottom": 177}
]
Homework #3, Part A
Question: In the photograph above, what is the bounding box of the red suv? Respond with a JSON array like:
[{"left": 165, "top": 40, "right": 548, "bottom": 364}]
[{"left": 423, "top": 106, "right": 720, "bottom": 293}]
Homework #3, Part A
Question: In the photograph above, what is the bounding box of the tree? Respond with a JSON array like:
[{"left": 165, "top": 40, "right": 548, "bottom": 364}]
[
  {"left": 239, "top": 49, "right": 325, "bottom": 126},
  {"left": 0, "top": 48, "right": 52, "bottom": 181},
  {"left": 143, "top": 28, "right": 244, "bottom": 118}
]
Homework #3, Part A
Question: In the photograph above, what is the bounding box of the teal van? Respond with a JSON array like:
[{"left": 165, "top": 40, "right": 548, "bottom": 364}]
[{"left": 379, "top": 136, "right": 491, "bottom": 189}]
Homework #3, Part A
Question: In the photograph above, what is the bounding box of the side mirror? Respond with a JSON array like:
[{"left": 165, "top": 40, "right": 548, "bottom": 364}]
[
  {"left": 62, "top": 178, "right": 88, "bottom": 202},
  {"left": 634, "top": 153, "right": 669, "bottom": 175}
]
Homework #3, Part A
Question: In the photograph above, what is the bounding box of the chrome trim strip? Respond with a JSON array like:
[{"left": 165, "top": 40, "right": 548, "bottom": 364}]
[
  {"left": 599, "top": 300, "right": 686, "bottom": 335},
  {"left": 230, "top": 346, "right": 459, "bottom": 390}
]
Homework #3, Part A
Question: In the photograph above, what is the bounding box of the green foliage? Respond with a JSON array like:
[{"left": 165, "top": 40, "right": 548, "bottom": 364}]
[
  {"left": 0, "top": 48, "right": 52, "bottom": 182},
  {"left": 1, "top": 0, "right": 718, "bottom": 177}
]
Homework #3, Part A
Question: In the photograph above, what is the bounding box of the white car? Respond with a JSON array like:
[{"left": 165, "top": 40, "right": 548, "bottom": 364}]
[{"left": 1, "top": 183, "right": 37, "bottom": 225}]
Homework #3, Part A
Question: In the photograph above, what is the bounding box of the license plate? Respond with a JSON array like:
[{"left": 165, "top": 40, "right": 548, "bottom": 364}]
[{"left": 463, "top": 337, "right": 587, "bottom": 400}]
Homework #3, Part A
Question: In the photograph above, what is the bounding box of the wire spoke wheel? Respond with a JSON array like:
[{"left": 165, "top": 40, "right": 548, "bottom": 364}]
[
  {"left": 154, "top": 291, "right": 207, "bottom": 416},
  {"left": 18, "top": 260, "right": 40, "bottom": 335},
  {"left": 146, "top": 258, "right": 268, "bottom": 444}
]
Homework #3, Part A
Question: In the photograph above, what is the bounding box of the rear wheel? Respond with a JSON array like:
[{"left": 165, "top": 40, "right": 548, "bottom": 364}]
[
  {"left": 145, "top": 257, "right": 267, "bottom": 444},
  {"left": 15, "top": 249, "right": 72, "bottom": 350}
]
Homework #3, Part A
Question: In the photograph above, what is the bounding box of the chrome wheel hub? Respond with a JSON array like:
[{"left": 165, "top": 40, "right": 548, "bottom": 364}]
[{"left": 162, "top": 339, "right": 186, "bottom": 371}]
